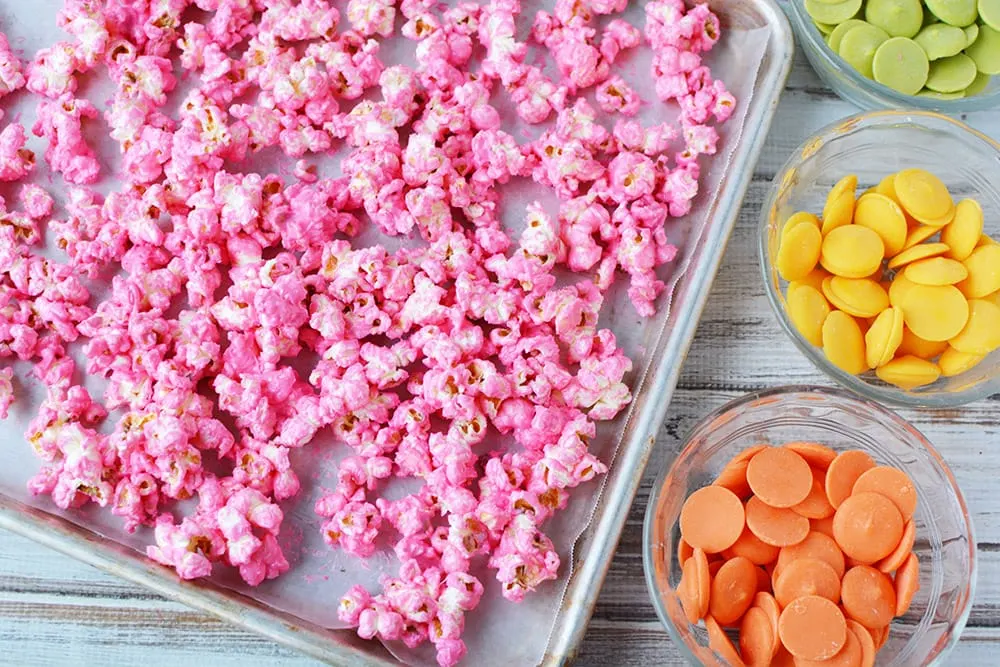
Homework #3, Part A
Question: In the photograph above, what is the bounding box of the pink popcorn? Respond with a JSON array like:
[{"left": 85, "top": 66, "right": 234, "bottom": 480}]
[
  {"left": 19, "top": 185, "right": 55, "bottom": 220},
  {"left": 347, "top": 0, "right": 397, "bottom": 37},
  {"left": 32, "top": 95, "right": 102, "bottom": 184},
  {"left": 0, "top": 367, "right": 13, "bottom": 419},
  {"left": 0, "top": 32, "right": 26, "bottom": 97},
  {"left": 0, "top": 0, "right": 740, "bottom": 661},
  {"left": 596, "top": 76, "right": 641, "bottom": 116},
  {"left": 0, "top": 124, "right": 36, "bottom": 181},
  {"left": 26, "top": 42, "right": 80, "bottom": 98}
]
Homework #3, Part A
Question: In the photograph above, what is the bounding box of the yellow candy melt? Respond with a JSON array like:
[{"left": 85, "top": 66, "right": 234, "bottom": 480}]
[
  {"left": 854, "top": 192, "right": 908, "bottom": 256},
  {"left": 902, "top": 225, "right": 941, "bottom": 251},
  {"left": 821, "top": 190, "right": 856, "bottom": 236},
  {"left": 829, "top": 173, "right": 858, "bottom": 202},
  {"left": 787, "top": 284, "right": 831, "bottom": 347},
  {"left": 822, "top": 311, "right": 868, "bottom": 374},
  {"left": 958, "top": 245, "right": 1000, "bottom": 298},
  {"left": 790, "top": 268, "right": 832, "bottom": 295},
  {"left": 977, "top": 234, "right": 998, "bottom": 248},
  {"left": 887, "top": 242, "right": 950, "bottom": 271},
  {"left": 821, "top": 225, "right": 885, "bottom": 278},
  {"left": 865, "top": 306, "right": 904, "bottom": 369},
  {"left": 949, "top": 299, "right": 1000, "bottom": 355},
  {"left": 776, "top": 221, "right": 822, "bottom": 282},
  {"left": 897, "top": 326, "right": 950, "bottom": 360},
  {"left": 897, "top": 283, "right": 970, "bottom": 342},
  {"left": 824, "top": 276, "right": 890, "bottom": 318},
  {"left": 876, "top": 355, "right": 942, "bottom": 390},
  {"left": 888, "top": 273, "right": 917, "bottom": 308},
  {"left": 903, "top": 257, "right": 969, "bottom": 286},
  {"left": 875, "top": 173, "right": 899, "bottom": 202},
  {"left": 781, "top": 211, "right": 821, "bottom": 244},
  {"left": 939, "top": 346, "right": 987, "bottom": 377},
  {"left": 942, "top": 199, "right": 984, "bottom": 262},
  {"left": 894, "top": 168, "right": 955, "bottom": 225}
]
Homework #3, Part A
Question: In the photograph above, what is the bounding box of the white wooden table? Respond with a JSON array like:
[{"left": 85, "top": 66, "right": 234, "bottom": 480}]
[{"left": 2, "top": 51, "right": 999, "bottom": 667}]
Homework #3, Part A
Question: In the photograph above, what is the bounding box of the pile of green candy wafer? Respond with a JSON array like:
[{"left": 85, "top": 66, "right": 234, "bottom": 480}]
[{"left": 804, "top": 0, "right": 1000, "bottom": 98}]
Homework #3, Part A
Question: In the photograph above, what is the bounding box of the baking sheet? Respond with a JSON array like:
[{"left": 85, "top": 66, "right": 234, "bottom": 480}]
[{"left": 0, "top": 1, "right": 789, "bottom": 665}]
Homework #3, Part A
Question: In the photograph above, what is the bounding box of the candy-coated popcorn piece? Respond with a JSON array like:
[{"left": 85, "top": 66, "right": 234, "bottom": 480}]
[
  {"left": 0, "top": 32, "right": 26, "bottom": 97},
  {"left": 0, "top": 124, "right": 36, "bottom": 182}
]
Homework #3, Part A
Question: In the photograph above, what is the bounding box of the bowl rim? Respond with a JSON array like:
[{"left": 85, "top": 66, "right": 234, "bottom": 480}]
[
  {"left": 757, "top": 109, "right": 1000, "bottom": 408},
  {"left": 785, "top": 0, "right": 1000, "bottom": 112},
  {"left": 641, "top": 384, "right": 978, "bottom": 666}
]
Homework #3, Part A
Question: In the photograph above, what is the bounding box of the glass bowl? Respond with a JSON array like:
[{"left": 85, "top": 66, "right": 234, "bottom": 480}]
[
  {"left": 759, "top": 109, "right": 1000, "bottom": 408},
  {"left": 642, "top": 386, "right": 976, "bottom": 667},
  {"left": 786, "top": 0, "right": 1000, "bottom": 112}
]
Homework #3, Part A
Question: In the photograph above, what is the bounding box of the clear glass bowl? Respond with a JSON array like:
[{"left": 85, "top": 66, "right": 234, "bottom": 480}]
[
  {"left": 759, "top": 110, "right": 1000, "bottom": 408},
  {"left": 642, "top": 386, "right": 976, "bottom": 667},
  {"left": 785, "top": 0, "right": 1000, "bottom": 112}
]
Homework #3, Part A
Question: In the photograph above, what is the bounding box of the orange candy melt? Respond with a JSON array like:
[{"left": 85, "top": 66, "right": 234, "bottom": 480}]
[{"left": 672, "top": 443, "right": 921, "bottom": 666}]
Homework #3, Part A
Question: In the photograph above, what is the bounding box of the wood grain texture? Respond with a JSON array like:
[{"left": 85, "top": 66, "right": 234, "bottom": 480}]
[{"left": 2, "top": 43, "right": 1000, "bottom": 667}]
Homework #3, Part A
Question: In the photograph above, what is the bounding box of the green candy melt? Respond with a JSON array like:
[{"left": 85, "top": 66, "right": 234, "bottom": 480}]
[
  {"left": 914, "top": 23, "right": 969, "bottom": 57},
  {"left": 925, "top": 0, "right": 979, "bottom": 25},
  {"left": 980, "top": 0, "right": 1000, "bottom": 29},
  {"left": 866, "top": 0, "right": 925, "bottom": 37},
  {"left": 873, "top": 36, "right": 930, "bottom": 93},
  {"left": 965, "top": 23, "right": 980, "bottom": 45},
  {"left": 965, "top": 69, "right": 993, "bottom": 93},
  {"left": 829, "top": 19, "right": 871, "bottom": 50},
  {"left": 917, "top": 88, "right": 967, "bottom": 96},
  {"left": 966, "top": 24, "right": 1000, "bottom": 73},
  {"left": 806, "top": 0, "right": 865, "bottom": 24},
  {"left": 840, "top": 23, "right": 892, "bottom": 76},
  {"left": 925, "top": 52, "right": 980, "bottom": 89}
]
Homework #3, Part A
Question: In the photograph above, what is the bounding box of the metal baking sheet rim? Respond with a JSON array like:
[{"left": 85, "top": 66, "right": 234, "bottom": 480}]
[{"left": 0, "top": 2, "right": 794, "bottom": 665}]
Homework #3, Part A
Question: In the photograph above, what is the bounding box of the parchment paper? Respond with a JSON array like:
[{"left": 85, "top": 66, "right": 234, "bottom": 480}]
[{"left": 0, "top": 1, "right": 771, "bottom": 665}]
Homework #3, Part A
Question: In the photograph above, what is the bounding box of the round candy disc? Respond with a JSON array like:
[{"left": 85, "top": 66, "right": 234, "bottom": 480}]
[
  {"left": 829, "top": 19, "right": 870, "bottom": 51},
  {"left": 981, "top": 0, "right": 1000, "bottom": 30},
  {"left": 964, "top": 70, "right": 992, "bottom": 96},
  {"left": 949, "top": 299, "right": 1000, "bottom": 354},
  {"left": 894, "top": 168, "right": 954, "bottom": 222},
  {"left": 965, "top": 22, "right": 980, "bottom": 45},
  {"left": 914, "top": 23, "right": 970, "bottom": 59},
  {"left": 904, "top": 256, "right": 969, "bottom": 285},
  {"left": 825, "top": 276, "right": 890, "bottom": 317},
  {"left": 939, "top": 346, "right": 986, "bottom": 376},
  {"left": 840, "top": 23, "right": 892, "bottom": 77},
  {"left": 821, "top": 225, "right": 885, "bottom": 278},
  {"left": 967, "top": 24, "right": 1000, "bottom": 74},
  {"left": 897, "top": 283, "right": 970, "bottom": 341},
  {"left": 876, "top": 354, "right": 942, "bottom": 389},
  {"left": 873, "top": 37, "right": 930, "bottom": 94},
  {"left": 888, "top": 241, "right": 951, "bottom": 270},
  {"left": 942, "top": 198, "right": 985, "bottom": 261},
  {"left": 866, "top": 0, "right": 925, "bottom": 37},
  {"left": 817, "top": 21, "right": 838, "bottom": 35},
  {"left": 821, "top": 189, "right": 856, "bottom": 235},
  {"left": 854, "top": 192, "right": 908, "bottom": 255},
  {"left": 958, "top": 245, "right": 1000, "bottom": 297},
  {"left": 777, "top": 221, "right": 823, "bottom": 281},
  {"left": 788, "top": 284, "right": 832, "bottom": 347},
  {"left": 926, "top": 53, "right": 979, "bottom": 91},
  {"left": 806, "top": 0, "right": 865, "bottom": 25},
  {"left": 822, "top": 310, "right": 868, "bottom": 374},
  {"left": 782, "top": 210, "right": 821, "bottom": 244},
  {"left": 903, "top": 224, "right": 942, "bottom": 250},
  {"left": 865, "top": 306, "right": 905, "bottom": 367},
  {"left": 917, "top": 90, "right": 967, "bottom": 99},
  {"left": 925, "top": 0, "right": 979, "bottom": 25}
]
